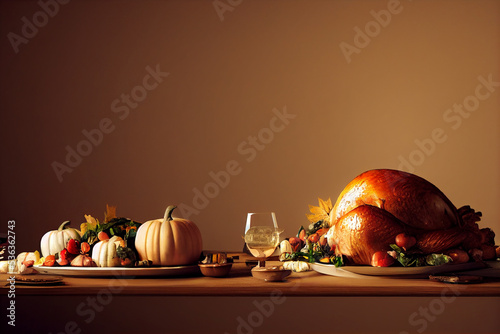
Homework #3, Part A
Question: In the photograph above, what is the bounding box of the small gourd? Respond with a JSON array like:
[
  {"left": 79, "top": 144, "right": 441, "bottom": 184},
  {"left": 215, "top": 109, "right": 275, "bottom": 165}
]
[
  {"left": 282, "top": 261, "right": 310, "bottom": 272},
  {"left": 279, "top": 240, "right": 293, "bottom": 254},
  {"left": 279, "top": 239, "right": 293, "bottom": 261},
  {"left": 71, "top": 254, "right": 96, "bottom": 267},
  {"left": 91, "top": 236, "right": 126, "bottom": 267},
  {"left": 40, "top": 221, "right": 81, "bottom": 257}
]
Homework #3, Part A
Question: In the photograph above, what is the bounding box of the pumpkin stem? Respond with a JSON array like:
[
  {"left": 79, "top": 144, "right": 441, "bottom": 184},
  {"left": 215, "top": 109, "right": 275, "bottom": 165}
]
[
  {"left": 58, "top": 221, "right": 71, "bottom": 231},
  {"left": 163, "top": 205, "right": 177, "bottom": 223}
]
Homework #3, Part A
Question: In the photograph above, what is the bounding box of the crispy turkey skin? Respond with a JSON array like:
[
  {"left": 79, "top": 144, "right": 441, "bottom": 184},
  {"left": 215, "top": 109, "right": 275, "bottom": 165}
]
[{"left": 326, "top": 169, "right": 495, "bottom": 266}]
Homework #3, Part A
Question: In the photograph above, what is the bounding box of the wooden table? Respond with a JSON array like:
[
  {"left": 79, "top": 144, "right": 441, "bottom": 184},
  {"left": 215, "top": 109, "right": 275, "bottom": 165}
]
[
  {"left": 3, "top": 264, "right": 500, "bottom": 297},
  {"left": 3, "top": 253, "right": 499, "bottom": 297},
  {"left": 2, "top": 254, "right": 499, "bottom": 333}
]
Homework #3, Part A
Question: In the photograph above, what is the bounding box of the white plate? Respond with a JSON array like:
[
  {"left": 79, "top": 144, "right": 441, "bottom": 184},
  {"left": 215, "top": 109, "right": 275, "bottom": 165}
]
[
  {"left": 34, "top": 264, "right": 200, "bottom": 277},
  {"left": 310, "top": 263, "right": 369, "bottom": 279},
  {"left": 311, "top": 261, "right": 494, "bottom": 278},
  {"left": 458, "top": 260, "right": 500, "bottom": 278}
]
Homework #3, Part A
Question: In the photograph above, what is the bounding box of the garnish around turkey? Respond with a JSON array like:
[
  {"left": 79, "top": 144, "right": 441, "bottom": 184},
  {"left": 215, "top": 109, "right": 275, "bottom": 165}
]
[{"left": 280, "top": 169, "right": 499, "bottom": 269}]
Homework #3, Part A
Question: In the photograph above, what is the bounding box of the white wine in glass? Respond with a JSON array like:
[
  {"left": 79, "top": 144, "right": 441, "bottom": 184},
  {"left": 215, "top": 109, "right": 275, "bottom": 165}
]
[
  {"left": 244, "top": 226, "right": 281, "bottom": 259},
  {"left": 244, "top": 212, "right": 282, "bottom": 269}
]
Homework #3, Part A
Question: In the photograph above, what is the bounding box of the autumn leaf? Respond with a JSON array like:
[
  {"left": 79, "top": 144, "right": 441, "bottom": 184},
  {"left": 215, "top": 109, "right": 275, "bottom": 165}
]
[
  {"left": 80, "top": 214, "right": 99, "bottom": 235},
  {"left": 306, "top": 197, "right": 333, "bottom": 225},
  {"left": 308, "top": 205, "right": 325, "bottom": 215},
  {"left": 319, "top": 198, "right": 332, "bottom": 214},
  {"left": 104, "top": 204, "right": 117, "bottom": 223}
]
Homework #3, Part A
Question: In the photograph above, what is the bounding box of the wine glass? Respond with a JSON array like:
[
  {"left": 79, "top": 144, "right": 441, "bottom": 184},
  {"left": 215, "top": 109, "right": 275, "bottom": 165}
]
[{"left": 244, "top": 212, "right": 282, "bottom": 271}]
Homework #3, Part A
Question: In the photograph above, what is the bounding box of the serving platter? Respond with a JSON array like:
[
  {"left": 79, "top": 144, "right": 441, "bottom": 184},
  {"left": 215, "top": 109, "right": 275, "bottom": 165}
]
[
  {"left": 311, "top": 260, "right": 497, "bottom": 278},
  {"left": 34, "top": 264, "right": 200, "bottom": 278}
]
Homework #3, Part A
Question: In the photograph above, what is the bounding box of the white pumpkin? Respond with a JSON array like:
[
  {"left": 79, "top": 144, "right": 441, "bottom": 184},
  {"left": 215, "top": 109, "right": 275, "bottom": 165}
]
[
  {"left": 91, "top": 236, "right": 125, "bottom": 267},
  {"left": 279, "top": 239, "right": 293, "bottom": 261},
  {"left": 0, "top": 261, "right": 15, "bottom": 274},
  {"left": 40, "top": 221, "right": 81, "bottom": 257},
  {"left": 279, "top": 240, "right": 293, "bottom": 254},
  {"left": 282, "top": 261, "right": 310, "bottom": 272},
  {"left": 135, "top": 205, "right": 203, "bottom": 266}
]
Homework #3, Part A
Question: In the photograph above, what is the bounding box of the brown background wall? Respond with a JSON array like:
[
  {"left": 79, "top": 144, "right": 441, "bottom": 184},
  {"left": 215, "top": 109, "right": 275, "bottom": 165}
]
[
  {"left": 1, "top": 0, "right": 498, "bottom": 254},
  {"left": 1, "top": 0, "right": 499, "bottom": 332}
]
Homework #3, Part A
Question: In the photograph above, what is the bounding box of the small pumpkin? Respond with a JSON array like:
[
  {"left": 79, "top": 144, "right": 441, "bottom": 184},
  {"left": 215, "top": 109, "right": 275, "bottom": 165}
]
[
  {"left": 279, "top": 240, "right": 293, "bottom": 254},
  {"left": 92, "top": 236, "right": 126, "bottom": 267},
  {"left": 40, "top": 221, "right": 81, "bottom": 257},
  {"left": 279, "top": 240, "right": 292, "bottom": 261},
  {"left": 282, "top": 260, "right": 310, "bottom": 272},
  {"left": 135, "top": 205, "right": 203, "bottom": 266}
]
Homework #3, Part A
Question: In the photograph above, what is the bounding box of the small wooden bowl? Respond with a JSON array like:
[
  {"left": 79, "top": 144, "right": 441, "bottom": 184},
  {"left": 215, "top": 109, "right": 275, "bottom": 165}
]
[
  {"left": 198, "top": 263, "right": 232, "bottom": 277},
  {"left": 251, "top": 266, "right": 291, "bottom": 282}
]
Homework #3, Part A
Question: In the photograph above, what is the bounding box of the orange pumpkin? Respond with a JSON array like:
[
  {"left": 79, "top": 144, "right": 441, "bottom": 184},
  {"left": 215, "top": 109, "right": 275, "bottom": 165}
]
[{"left": 134, "top": 205, "right": 203, "bottom": 266}]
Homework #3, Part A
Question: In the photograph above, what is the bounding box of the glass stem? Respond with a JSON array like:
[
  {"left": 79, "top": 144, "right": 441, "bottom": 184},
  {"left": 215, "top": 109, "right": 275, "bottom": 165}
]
[{"left": 258, "top": 259, "right": 266, "bottom": 268}]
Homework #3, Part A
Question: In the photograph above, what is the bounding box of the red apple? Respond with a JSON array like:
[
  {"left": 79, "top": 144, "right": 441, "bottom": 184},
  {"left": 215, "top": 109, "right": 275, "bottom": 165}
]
[
  {"left": 288, "top": 237, "right": 302, "bottom": 252},
  {"left": 395, "top": 233, "right": 416, "bottom": 251},
  {"left": 98, "top": 231, "right": 110, "bottom": 241},
  {"left": 371, "top": 251, "right": 395, "bottom": 267},
  {"left": 57, "top": 248, "right": 74, "bottom": 266},
  {"left": 308, "top": 233, "right": 319, "bottom": 243},
  {"left": 66, "top": 239, "right": 80, "bottom": 255}
]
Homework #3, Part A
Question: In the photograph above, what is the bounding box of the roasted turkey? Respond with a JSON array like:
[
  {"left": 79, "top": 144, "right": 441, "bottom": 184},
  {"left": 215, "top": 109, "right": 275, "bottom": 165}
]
[{"left": 326, "top": 169, "right": 496, "bottom": 266}]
